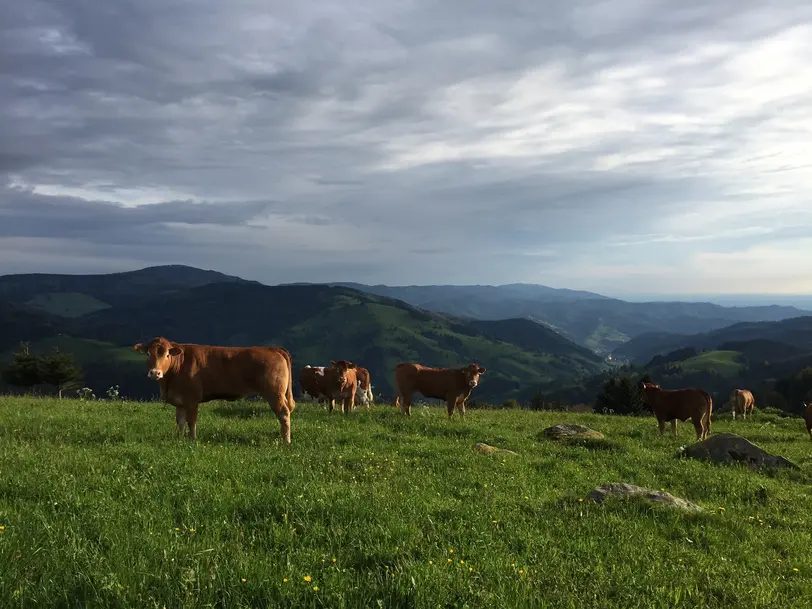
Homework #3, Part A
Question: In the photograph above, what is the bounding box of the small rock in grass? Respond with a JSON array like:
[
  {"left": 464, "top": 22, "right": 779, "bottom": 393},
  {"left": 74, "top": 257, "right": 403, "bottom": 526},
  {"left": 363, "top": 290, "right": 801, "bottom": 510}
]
[
  {"left": 543, "top": 424, "right": 605, "bottom": 440},
  {"left": 677, "top": 433, "right": 799, "bottom": 470},
  {"left": 587, "top": 483, "right": 702, "bottom": 512},
  {"left": 472, "top": 442, "right": 518, "bottom": 456}
]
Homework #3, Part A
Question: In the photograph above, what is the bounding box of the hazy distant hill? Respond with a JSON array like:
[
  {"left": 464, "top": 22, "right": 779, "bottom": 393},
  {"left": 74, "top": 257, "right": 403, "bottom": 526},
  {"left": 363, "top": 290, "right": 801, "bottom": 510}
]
[
  {"left": 0, "top": 267, "right": 606, "bottom": 402},
  {"left": 614, "top": 316, "right": 812, "bottom": 363},
  {"left": 295, "top": 283, "right": 810, "bottom": 354}
]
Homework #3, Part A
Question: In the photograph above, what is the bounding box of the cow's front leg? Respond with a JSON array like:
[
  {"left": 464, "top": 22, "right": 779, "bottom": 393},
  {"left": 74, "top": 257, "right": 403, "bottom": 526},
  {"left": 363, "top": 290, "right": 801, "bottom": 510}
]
[
  {"left": 175, "top": 406, "right": 187, "bottom": 438},
  {"left": 671, "top": 419, "right": 678, "bottom": 437},
  {"left": 657, "top": 418, "right": 666, "bottom": 436},
  {"left": 186, "top": 404, "right": 200, "bottom": 441},
  {"left": 457, "top": 397, "right": 466, "bottom": 418},
  {"left": 446, "top": 397, "right": 456, "bottom": 418}
]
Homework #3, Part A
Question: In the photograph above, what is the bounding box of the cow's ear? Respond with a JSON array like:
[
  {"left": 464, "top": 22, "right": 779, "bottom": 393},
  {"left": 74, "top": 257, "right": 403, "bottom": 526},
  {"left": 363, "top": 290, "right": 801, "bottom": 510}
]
[
  {"left": 348, "top": 363, "right": 356, "bottom": 369},
  {"left": 329, "top": 360, "right": 336, "bottom": 367},
  {"left": 133, "top": 343, "right": 146, "bottom": 353},
  {"left": 478, "top": 366, "right": 486, "bottom": 374},
  {"left": 168, "top": 344, "right": 183, "bottom": 356}
]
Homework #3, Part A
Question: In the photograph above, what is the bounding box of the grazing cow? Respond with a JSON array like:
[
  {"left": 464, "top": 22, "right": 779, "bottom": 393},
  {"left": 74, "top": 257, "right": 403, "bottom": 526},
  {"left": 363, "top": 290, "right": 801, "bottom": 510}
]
[
  {"left": 804, "top": 402, "right": 812, "bottom": 440},
  {"left": 639, "top": 381, "right": 712, "bottom": 440},
  {"left": 355, "top": 366, "right": 374, "bottom": 407},
  {"left": 729, "top": 388, "right": 755, "bottom": 419},
  {"left": 393, "top": 362, "right": 486, "bottom": 417},
  {"left": 299, "top": 365, "right": 328, "bottom": 406},
  {"left": 322, "top": 360, "right": 358, "bottom": 414},
  {"left": 133, "top": 337, "right": 295, "bottom": 444}
]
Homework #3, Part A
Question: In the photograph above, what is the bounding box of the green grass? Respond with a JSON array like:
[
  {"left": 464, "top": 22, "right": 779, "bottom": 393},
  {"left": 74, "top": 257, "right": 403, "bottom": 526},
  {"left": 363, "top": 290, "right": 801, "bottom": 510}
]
[
  {"left": 24, "top": 292, "right": 111, "bottom": 318},
  {"left": 583, "top": 322, "right": 629, "bottom": 354},
  {"left": 676, "top": 350, "right": 746, "bottom": 377},
  {"left": 1, "top": 397, "right": 811, "bottom": 608}
]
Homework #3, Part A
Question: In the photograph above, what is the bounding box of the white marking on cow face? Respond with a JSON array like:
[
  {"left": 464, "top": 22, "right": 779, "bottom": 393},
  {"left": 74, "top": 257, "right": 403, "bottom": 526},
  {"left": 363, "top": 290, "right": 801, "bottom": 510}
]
[
  {"left": 148, "top": 368, "right": 164, "bottom": 380},
  {"left": 314, "top": 367, "right": 325, "bottom": 376}
]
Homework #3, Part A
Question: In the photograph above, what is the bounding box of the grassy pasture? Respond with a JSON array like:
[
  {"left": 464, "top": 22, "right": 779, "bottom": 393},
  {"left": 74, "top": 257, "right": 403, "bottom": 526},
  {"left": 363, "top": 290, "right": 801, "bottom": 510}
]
[{"left": 1, "top": 396, "right": 811, "bottom": 608}]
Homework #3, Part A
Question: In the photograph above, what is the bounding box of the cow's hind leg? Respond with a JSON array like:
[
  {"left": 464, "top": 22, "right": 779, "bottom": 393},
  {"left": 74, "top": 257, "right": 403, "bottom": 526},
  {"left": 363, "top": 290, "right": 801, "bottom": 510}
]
[
  {"left": 265, "top": 390, "right": 292, "bottom": 445},
  {"left": 401, "top": 392, "right": 413, "bottom": 416},
  {"left": 186, "top": 404, "right": 200, "bottom": 441},
  {"left": 456, "top": 396, "right": 466, "bottom": 418},
  {"left": 657, "top": 418, "right": 666, "bottom": 436},
  {"left": 671, "top": 419, "right": 678, "bottom": 437},
  {"left": 692, "top": 415, "right": 703, "bottom": 441},
  {"left": 446, "top": 398, "right": 455, "bottom": 418},
  {"left": 175, "top": 406, "right": 187, "bottom": 439}
]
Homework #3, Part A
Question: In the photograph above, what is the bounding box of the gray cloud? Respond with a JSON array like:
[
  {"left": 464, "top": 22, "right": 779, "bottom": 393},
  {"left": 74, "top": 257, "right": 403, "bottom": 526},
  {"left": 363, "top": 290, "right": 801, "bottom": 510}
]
[{"left": 2, "top": 0, "right": 812, "bottom": 293}]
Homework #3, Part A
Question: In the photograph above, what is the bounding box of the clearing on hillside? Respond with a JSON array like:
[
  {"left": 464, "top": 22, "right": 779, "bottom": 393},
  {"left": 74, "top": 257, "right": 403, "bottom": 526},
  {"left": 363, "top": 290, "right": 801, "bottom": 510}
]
[{"left": 0, "top": 397, "right": 810, "bottom": 608}]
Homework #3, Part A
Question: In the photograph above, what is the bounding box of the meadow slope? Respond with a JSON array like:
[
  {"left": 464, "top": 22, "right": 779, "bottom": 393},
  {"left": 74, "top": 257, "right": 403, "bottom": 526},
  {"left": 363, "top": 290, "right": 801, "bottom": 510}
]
[{"left": 1, "top": 397, "right": 811, "bottom": 608}]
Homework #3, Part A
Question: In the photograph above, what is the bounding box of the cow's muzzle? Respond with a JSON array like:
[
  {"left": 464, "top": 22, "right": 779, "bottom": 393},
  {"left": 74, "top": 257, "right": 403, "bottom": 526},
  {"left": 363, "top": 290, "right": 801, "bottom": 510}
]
[{"left": 147, "top": 369, "right": 164, "bottom": 380}]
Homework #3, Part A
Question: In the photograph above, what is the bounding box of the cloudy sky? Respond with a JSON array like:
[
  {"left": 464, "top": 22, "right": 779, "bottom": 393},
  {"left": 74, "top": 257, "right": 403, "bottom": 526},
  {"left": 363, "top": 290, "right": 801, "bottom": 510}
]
[{"left": 3, "top": 0, "right": 812, "bottom": 296}]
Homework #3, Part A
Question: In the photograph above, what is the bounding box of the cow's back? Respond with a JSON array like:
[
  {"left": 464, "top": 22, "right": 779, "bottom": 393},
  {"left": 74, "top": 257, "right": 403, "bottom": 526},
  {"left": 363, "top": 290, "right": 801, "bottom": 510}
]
[
  {"left": 653, "top": 387, "right": 710, "bottom": 421},
  {"left": 395, "top": 362, "right": 463, "bottom": 399},
  {"left": 182, "top": 344, "right": 290, "bottom": 400}
]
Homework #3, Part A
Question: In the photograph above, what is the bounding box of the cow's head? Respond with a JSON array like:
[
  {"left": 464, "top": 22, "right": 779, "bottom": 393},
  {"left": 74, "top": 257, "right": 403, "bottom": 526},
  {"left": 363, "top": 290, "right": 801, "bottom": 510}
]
[
  {"left": 805, "top": 401, "right": 812, "bottom": 414},
  {"left": 329, "top": 359, "right": 357, "bottom": 384},
  {"left": 638, "top": 381, "right": 660, "bottom": 404},
  {"left": 462, "top": 363, "right": 487, "bottom": 389},
  {"left": 133, "top": 337, "right": 183, "bottom": 380}
]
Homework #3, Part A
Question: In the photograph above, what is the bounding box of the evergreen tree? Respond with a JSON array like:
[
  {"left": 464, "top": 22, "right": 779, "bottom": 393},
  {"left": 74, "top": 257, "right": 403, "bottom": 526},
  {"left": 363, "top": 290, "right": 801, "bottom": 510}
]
[
  {"left": 595, "top": 374, "right": 647, "bottom": 415},
  {"left": 2, "top": 342, "right": 42, "bottom": 391},
  {"left": 39, "top": 348, "right": 83, "bottom": 399}
]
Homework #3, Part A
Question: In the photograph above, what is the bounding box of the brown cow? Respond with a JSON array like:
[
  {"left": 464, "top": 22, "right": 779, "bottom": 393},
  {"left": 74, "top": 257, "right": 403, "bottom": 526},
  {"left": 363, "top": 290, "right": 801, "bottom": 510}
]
[
  {"left": 804, "top": 402, "right": 812, "bottom": 440},
  {"left": 355, "top": 366, "right": 374, "bottom": 407},
  {"left": 729, "top": 388, "right": 755, "bottom": 419},
  {"left": 393, "top": 362, "right": 486, "bottom": 417},
  {"left": 133, "top": 337, "right": 295, "bottom": 444},
  {"left": 322, "top": 360, "right": 358, "bottom": 414},
  {"left": 639, "top": 381, "right": 712, "bottom": 440},
  {"left": 299, "top": 365, "right": 329, "bottom": 406}
]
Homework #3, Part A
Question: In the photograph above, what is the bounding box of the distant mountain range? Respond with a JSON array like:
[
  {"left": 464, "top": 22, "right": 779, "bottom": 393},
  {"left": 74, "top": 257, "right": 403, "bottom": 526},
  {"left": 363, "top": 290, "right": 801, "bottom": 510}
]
[
  {"left": 286, "top": 281, "right": 810, "bottom": 354},
  {"left": 0, "top": 266, "right": 606, "bottom": 402},
  {"left": 2, "top": 265, "right": 810, "bottom": 403}
]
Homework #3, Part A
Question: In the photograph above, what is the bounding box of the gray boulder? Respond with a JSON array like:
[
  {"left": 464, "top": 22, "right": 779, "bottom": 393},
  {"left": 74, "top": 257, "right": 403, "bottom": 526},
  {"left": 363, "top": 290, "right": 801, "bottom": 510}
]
[
  {"left": 677, "top": 433, "right": 799, "bottom": 470},
  {"left": 587, "top": 483, "right": 702, "bottom": 512}
]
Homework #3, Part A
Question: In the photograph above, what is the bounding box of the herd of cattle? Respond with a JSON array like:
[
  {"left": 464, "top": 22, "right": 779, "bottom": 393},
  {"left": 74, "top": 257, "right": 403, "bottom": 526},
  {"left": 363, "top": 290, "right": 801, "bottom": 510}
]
[{"left": 132, "top": 336, "right": 812, "bottom": 445}]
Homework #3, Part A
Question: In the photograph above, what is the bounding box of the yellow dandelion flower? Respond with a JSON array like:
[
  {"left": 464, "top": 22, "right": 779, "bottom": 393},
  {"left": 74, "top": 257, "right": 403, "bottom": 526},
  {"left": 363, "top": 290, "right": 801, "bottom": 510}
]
[
  {"left": 447, "top": 559, "right": 452, "bottom": 564},
  {"left": 468, "top": 567, "right": 473, "bottom": 572},
  {"left": 241, "top": 578, "right": 246, "bottom": 582},
  {"left": 283, "top": 578, "right": 288, "bottom": 583},
  {"left": 519, "top": 569, "right": 525, "bottom": 575},
  {"left": 578, "top": 498, "right": 584, "bottom": 502},
  {"left": 794, "top": 568, "right": 800, "bottom": 573},
  {"left": 304, "top": 575, "right": 312, "bottom": 582},
  {"left": 313, "top": 586, "right": 319, "bottom": 591},
  {"left": 428, "top": 560, "right": 433, "bottom": 565},
  {"left": 332, "top": 557, "right": 337, "bottom": 563},
  {"left": 0, "top": 525, "right": 5, "bottom": 533},
  {"left": 449, "top": 548, "right": 454, "bottom": 553},
  {"left": 460, "top": 560, "right": 465, "bottom": 564},
  {"left": 718, "top": 507, "right": 725, "bottom": 511}
]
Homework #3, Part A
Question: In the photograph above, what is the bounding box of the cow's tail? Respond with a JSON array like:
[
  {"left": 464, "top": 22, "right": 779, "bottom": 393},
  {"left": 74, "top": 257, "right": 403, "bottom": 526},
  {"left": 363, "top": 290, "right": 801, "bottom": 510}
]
[
  {"left": 703, "top": 390, "right": 713, "bottom": 436},
  {"left": 281, "top": 348, "right": 295, "bottom": 414}
]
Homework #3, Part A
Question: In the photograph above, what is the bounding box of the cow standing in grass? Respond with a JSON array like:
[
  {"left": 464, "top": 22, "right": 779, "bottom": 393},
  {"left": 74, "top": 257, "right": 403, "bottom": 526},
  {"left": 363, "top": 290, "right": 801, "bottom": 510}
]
[
  {"left": 730, "top": 388, "right": 755, "bottom": 419},
  {"left": 355, "top": 366, "right": 374, "bottom": 407},
  {"left": 133, "top": 337, "right": 295, "bottom": 444},
  {"left": 322, "top": 360, "right": 358, "bottom": 414},
  {"left": 393, "top": 362, "right": 486, "bottom": 418},
  {"left": 804, "top": 402, "right": 812, "bottom": 440},
  {"left": 299, "top": 365, "right": 328, "bottom": 407},
  {"left": 639, "top": 381, "right": 712, "bottom": 440}
]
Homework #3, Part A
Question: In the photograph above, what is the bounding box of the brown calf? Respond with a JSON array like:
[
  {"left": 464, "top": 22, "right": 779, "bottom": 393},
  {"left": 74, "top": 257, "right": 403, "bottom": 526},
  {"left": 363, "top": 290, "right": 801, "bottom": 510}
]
[
  {"left": 393, "top": 362, "right": 486, "bottom": 417},
  {"left": 322, "top": 360, "right": 358, "bottom": 414},
  {"left": 133, "top": 337, "right": 295, "bottom": 444},
  {"left": 639, "top": 381, "right": 712, "bottom": 440},
  {"left": 730, "top": 388, "right": 755, "bottom": 419}
]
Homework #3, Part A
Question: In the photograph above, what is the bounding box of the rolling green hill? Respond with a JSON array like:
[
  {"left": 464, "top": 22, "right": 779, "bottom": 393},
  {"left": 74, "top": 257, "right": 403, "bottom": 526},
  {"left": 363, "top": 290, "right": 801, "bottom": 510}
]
[
  {"left": 0, "top": 269, "right": 607, "bottom": 402},
  {"left": 672, "top": 350, "right": 747, "bottom": 378}
]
